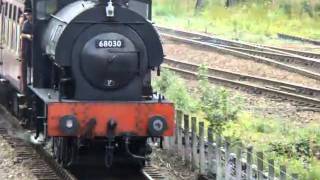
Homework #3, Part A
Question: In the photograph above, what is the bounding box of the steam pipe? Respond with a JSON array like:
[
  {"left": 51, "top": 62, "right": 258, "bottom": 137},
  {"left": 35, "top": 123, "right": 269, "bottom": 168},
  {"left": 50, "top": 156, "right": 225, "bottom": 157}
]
[{"left": 124, "top": 136, "right": 149, "bottom": 161}]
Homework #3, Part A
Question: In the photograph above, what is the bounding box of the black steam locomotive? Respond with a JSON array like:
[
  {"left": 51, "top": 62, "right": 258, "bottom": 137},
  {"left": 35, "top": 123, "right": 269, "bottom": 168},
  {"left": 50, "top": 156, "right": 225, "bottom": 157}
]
[{"left": 0, "top": 0, "right": 174, "bottom": 168}]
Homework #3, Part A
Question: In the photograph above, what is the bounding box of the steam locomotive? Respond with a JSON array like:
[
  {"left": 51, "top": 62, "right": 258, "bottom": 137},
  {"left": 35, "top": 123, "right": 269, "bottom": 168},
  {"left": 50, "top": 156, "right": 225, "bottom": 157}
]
[{"left": 0, "top": 0, "right": 174, "bottom": 168}]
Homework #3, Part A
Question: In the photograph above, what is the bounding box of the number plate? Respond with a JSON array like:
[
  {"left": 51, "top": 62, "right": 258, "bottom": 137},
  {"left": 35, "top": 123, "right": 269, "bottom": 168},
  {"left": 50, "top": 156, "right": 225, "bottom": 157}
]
[{"left": 96, "top": 40, "right": 124, "bottom": 48}]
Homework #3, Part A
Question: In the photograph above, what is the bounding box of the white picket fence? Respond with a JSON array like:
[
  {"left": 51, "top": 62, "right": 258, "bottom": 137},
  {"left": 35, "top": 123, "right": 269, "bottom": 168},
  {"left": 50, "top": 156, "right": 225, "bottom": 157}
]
[{"left": 162, "top": 111, "right": 300, "bottom": 180}]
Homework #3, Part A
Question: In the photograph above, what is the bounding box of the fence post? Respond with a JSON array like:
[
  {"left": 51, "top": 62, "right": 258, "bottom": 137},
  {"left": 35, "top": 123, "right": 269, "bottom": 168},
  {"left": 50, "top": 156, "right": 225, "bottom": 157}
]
[
  {"left": 174, "top": 110, "right": 182, "bottom": 146},
  {"left": 280, "top": 165, "right": 286, "bottom": 180},
  {"left": 226, "top": 153, "right": 235, "bottom": 180},
  {"left": 208, "top": 127, "right": 213, "bottom": 142},
  {"left": 184, "top": 115, "right": 190, "bottom": 164},
  {"left": 176, "top": 111, "right": 183, "bottom": 153},
  {"left": 207, "top": 128, "right": 215, "bottom": 176},
  {"left": 291, "top": 174, "right": 298, "bottom": 180},
  {"left": 162, "top": 137, "right": 170, "bottom": 150},
  {"left": 169, "top": 135, "right": 175, "bottom": 151},
  {"left": 257, "top": 152, "right": 264, "bottom": 180},
  {"left": 191, "top": 117, "right": 198, "bottom": 171},
  {"left": 199, "top": 122, "right": 205, "bottom": 175},
  {"left": 252, "top": 165, "right": 258, "bottom": 179},
  {"left": 224, "top": 138, "right": 230, "bottom": 179},
  {"left": 216, "top": 134, "right": 222, "bottom": 180},
  {"left": 209, "top": 143, "right": 217, "bottom": 177},
  {"left": 246, "top": 146, "right": 253, "bottom": 180},
  {"left": 268, "top": 159, "right": 275, "bottom": 180},
  {"left": 236, "top": 143, "right": 242, "bottom": 180}
]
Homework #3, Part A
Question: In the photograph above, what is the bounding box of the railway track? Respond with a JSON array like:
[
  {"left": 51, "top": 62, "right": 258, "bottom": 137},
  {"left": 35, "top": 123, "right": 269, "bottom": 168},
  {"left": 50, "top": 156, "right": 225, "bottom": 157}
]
[
  {"left": 164, "top": 57, "right": 320, "bottom": 109},
  {"left": 158, "top": 26, "right": 320, "bottom": 80},
  {"left": 158, "top": 26, "right": 320, "bottom": 59},
  {"left": 70, "top": 163, "right": 165, "bottom": 180},
  {"left": 0, "top": 105, "right": 166, "bottom": 180},
  {"left": 0, "top": 107, "right": 75, "bottom": 180},
  {"left": 263, "top": 45, "right": 320, "bottom": 59},
  {"left": 278, "top": 33, "right": 320, "bottom": 46},
  {"left": 142, "top": 165, "right": 167, "bottom": 180}
]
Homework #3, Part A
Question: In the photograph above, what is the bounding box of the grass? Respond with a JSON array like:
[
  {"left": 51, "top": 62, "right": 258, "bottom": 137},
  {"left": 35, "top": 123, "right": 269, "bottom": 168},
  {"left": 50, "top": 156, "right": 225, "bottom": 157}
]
[
  {"left": 224, "top": 112, "right": 320, "bottom": 179},
  {"left": 153, "top": 0, "right": 320, "bottom": 44},
  {"left": 153, "top": 1, "right": 320, "bottom": 177},
  {"left": 153, "top": 68, "right": 320, "bottom": 179}
]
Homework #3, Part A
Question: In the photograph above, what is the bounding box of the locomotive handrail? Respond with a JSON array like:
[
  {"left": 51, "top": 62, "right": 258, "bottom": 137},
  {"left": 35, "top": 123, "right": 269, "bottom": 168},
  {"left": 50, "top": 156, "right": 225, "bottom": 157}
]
[
  {"left": 71, "top": 20, "right": 146, "bottom": 24},
  {"left": 50, "top": 14, "right": 67, "bottom": 24}
]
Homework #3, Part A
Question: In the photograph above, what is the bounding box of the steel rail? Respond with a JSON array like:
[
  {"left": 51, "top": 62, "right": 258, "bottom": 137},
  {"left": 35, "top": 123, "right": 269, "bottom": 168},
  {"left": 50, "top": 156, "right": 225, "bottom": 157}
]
[
  {"left": 34, "top": 145, "right": 77, "bottom": 180},
  {"left": 0, "top": 106, "right": 77, "bottom": 180},
  {"left": 142, "top": 165, "right": 166, "bottom": 180},
  {"left": 278, "top": 33, "right": 320, "bottom": 46},
  {"left": 157, "top": 26, "right": 320, "bottom": 59},
  {"left": 0, "top": 105, "right": 167, "bottom": 180},
  {"left": 157, "top": 26, "right": 320, "bottom": 72},
  {"left": 163, "top": 58, "right": 320, "bottom": 108},
  {"left": 263, "top": 45, "right": 320, "bottom": 59},
  {"left": 162, "top": 33, "right": 320, "bottom": 81},
  {"left": 157, "top": 26, "right": 264, "bottom": 51},
  {"left": 216, "top": 44, "right": 320, "bottom": 71},
  {"left": 165, "top": 57, "right": 320, "bottom": 98}
]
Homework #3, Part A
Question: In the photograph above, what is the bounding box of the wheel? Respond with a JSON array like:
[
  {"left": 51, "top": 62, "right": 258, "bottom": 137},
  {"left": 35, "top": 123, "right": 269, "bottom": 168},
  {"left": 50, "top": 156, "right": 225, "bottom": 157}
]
[
  {"left": 53, "top": 137, "right": 75, "bottom": 167},
  {"left": 132, "top": 139, "right": 149, "bottom": 169},
  {"left": 52, "top": 137, "right": 62, "bottom": 162}
]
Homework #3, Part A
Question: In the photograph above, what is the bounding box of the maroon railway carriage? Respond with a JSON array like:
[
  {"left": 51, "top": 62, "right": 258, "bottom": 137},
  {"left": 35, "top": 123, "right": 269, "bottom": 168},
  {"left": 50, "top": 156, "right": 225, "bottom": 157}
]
[
  {"left": 0, "top": 0, "right": 175, "bottom": 168},
  {"left": 0, "top": 0, "right": 24, "bottom": 90}
]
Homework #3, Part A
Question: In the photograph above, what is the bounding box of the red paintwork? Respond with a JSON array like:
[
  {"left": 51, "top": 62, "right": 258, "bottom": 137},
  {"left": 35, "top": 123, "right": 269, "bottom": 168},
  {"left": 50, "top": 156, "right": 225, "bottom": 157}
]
[{"left": 47, "top": 102, "right": 175, "bottom": 137}]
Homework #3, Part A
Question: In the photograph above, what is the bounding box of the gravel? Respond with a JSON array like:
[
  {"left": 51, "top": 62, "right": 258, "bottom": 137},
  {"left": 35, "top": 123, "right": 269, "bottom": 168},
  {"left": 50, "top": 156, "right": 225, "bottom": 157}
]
[
  {"left": 161, "top": 39, "right": 320, "bottom": 124},
  {"left": 163, "top": 40, "right": 320, "bottom": 89},
  {"left": 267, "top": 42, "right": 320, "bottom": 53},
  {"left": 183, "top": 72, "right": 320, "bottom": 124},
  {"left": 150, "top": 40, "right": 320, "bottom": 179},
  {"left": 150, "top": 147, "right": 198, "bottom": 180},
  {"left": 0, "top": 136, "right": 36, "bottom": 180},
  {"left": 237, "top": 89, "right": 320, "bottom": 124},
  {"left": 152, "top": 30, "right": 320, "bottom": 179}
]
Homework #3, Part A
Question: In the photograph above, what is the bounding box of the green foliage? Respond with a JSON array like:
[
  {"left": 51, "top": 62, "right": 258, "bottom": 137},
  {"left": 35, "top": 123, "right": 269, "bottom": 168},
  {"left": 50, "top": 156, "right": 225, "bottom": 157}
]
[
  {"left": 153, "top": 67, "right": 242, "bottom": 133},
  {"left": 153, "top": 69, "right": 198, "bottom": 113},
  {"left": 153, "top": 0, "right": 320, "bottom": 42},
  {"left": 197, "top": 65, "right": 242, "bottom": 133},
  {"left": 153, "top": 0, "right": 194, "bottom": 17},
  {"left": 223, "top": 113, "right": 320, "bottom": 178},
  {"left": 307, "top": 159, "right": 320, "bottom": 180},
  {"left": 153, "top": 68, "right": 320, "bottom": 178},
  {"left": 268, "top": 138, "right": 310, "bottom": 158}
]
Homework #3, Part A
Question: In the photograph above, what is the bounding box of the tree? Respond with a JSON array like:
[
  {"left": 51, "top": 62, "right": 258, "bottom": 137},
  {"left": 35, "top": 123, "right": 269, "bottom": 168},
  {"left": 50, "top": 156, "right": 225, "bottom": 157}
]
[
  {"left": 225, "top": 0, "right": 238, "bottom": 7},
  {"left": 195, "top": 0, "right": 206, "bottom": 14}
]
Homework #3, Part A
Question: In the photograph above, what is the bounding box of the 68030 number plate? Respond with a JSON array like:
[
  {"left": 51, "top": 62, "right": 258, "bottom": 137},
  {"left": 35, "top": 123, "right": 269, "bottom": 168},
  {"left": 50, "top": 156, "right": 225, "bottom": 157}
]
[{"left": 96, "top": 40, "right": 124, "bottom": 48}]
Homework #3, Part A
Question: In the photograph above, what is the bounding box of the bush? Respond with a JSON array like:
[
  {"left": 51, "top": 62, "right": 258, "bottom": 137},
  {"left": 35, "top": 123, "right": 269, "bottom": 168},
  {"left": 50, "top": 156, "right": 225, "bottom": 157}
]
[
  {"left": 197, "top": 65, "right": 242, "bottom": 133},
  {"left": 223, "top": 113, "right": 320, "bottom": 178},
  {"left": 153, "top": 68, "right": 320, "bottom": 178},
  {"left": 307, "top": 159, "right": 320, "bottom": 180},
  {"left": 153, "top": 69, "right": 199, "bottom": 113},
  {"left": 153, "top": 0, "right": 194, "bottom": 17},
  {"left": 153, "top": 67, "right": 242, "bottom": 133},
  {"left": 154, "top": 0, "right": 320, "bottom": 41}
]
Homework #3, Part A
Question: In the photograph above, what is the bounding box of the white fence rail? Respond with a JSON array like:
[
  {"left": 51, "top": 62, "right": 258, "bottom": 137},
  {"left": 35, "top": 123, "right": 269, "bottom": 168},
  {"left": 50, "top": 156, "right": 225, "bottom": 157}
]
[{"left": 162, "top": 111, "right": 300, "bottom": 180}]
